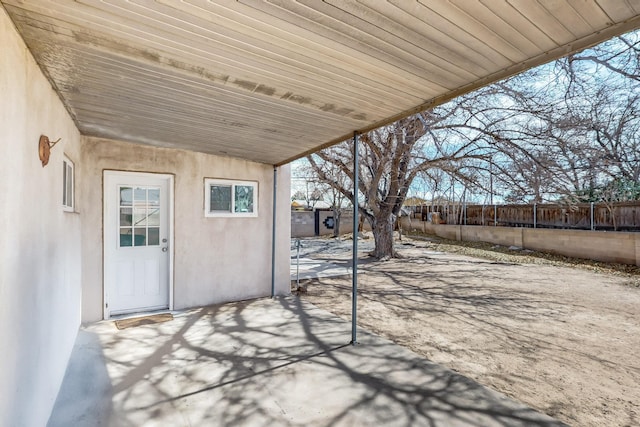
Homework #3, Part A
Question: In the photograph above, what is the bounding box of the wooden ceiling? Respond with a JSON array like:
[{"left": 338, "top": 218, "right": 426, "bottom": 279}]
[{"left": 3, "top": 1, "right": 640, "bottom": 165}]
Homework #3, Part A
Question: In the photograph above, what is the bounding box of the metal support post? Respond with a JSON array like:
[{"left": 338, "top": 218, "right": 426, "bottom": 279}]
[
  {"left": 590, "top": 202, "right": 595, "bottom": 231},
  {"left": 464, "top": 202, "right": 467, "bottom": 226},
  {"left": 271, "top": 166, "right": 277, "bottom": 298},
  {"left": 295, "top": 239, "right": 301, "bottom": 289},
  {"left": 533, "top": 203, "right": 537, "bottom": 228},
  {"left": 351, "top": 131, "right": 359, "bottom": 345}
]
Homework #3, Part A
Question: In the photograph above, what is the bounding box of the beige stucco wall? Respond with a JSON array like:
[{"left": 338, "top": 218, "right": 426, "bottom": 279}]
[
  {"left": 0, "top": 7, "right": 83, "bottom": 426},
  {"left": 407, "top": 222, "right": 460, "bottom": 241},
  {"left": 402, "top": 218, "right": 640, "bottom": 266},
  {"left": 462, "top": 226, "right": 524, "bottom": 248},
  {"left": 81, "top": 137, "right": 291, "bottom": 322},
  {"left": 522, "top": 228, "right": 637, "bottom": 265}
]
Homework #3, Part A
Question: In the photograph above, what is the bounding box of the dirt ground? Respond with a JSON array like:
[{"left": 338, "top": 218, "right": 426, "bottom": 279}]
[{"left": 295, "top": 235, "right": 640, "bottom": 427}]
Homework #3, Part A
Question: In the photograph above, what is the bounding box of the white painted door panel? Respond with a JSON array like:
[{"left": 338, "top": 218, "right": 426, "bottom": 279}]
[{"left": 104, "top": 172, "right": 171, "bottom": 317}]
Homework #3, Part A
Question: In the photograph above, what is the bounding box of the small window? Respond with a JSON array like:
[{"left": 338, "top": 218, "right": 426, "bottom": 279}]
[
  {"left": 205, "top": 179, "right": 258, "bottom": 217},
  {"left": 62, "top": 157, "right": 74, "bottom": 211},
  {"left": 118, "top": 185, "right": 161, "bottom": 247}
]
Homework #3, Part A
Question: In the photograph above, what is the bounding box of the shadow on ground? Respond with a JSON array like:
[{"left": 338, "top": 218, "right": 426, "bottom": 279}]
[
  {"left": 298, "top": 238, "right": 640, "bottom": 427},
  {"left": 49, "top": 297, "right": 564, "bottom": 427}
]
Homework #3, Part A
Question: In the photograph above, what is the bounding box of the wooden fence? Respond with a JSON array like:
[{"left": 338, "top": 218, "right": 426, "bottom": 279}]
[{"left": 410, "top": 201, "right": 640, "bottom": 231}]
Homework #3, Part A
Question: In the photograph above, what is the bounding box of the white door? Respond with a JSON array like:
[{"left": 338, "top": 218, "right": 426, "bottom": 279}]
[{"left": 104, "top": 172, "right": 172, "bottom": 318}]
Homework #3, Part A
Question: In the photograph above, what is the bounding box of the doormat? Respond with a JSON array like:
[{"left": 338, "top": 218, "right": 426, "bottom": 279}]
[{"left": 115, "top": 313, "right": 173, "bottom": 330}]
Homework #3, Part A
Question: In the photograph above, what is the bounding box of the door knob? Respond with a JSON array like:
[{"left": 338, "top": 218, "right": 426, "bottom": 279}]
[{"left": 162, "top": 247, "right": 168, "bottom": 252}]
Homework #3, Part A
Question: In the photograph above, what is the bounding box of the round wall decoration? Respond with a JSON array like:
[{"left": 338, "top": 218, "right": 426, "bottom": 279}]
[
  {"left": 38, "top": 135, "right": 61, "bottom": 167},
  {"left": 39, "top": 135, "right": 51, "bottom": 167}
]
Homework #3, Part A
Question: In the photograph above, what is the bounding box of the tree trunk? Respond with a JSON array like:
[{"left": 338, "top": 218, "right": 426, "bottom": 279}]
[
  {"left": 370, "top": 213, "right": 397, "bottom": 259},
  {"left": 333, "top": 207, "right": 341, "bottom": 237}
]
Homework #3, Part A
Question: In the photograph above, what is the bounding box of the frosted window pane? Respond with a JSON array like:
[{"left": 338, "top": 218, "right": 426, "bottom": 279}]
[
  {"left": 62, "top": 163, "right": 67, "bottom": 206},
  {"left": 210, "top": 185, "right": 232, "bottom": 212},
  {"left": 66, "top": 164, "right": 73, "bottom": 207},
  {"left": 234, "top": 185, "right": 254, "bottom": 213}
]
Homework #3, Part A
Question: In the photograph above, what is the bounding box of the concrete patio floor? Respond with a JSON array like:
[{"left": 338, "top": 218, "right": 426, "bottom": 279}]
[{"left": 48, "top": 297, "right": 565, "bottom": 427}]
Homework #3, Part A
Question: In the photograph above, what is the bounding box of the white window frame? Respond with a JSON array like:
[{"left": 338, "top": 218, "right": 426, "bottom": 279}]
[
  {"left": 204, "top": 178, "right": 258, "bottom": 218},
  {"left": 62, "top": 156, "right": 74, "bottom": 212}
]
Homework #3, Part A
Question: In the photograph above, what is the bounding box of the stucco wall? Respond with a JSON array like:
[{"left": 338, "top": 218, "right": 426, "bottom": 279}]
[
  {"left": 291, "top": 210, "right": 356, "bottom": 238},
  {"left": 407, "top": 222, "right": 460, "bottom": 241},
  {"left": 401, "top": 218, "right": 640, "bottom": 266},
  {"left": 81, "top": 137, "right": 291, "bottom": 322},
  {"left": 462, "top": 226, "right": 524, "bottom": 248},
  {"left": 0, "top": 7, "right": 83, "bottom": 427},
  {"left": 522, "top": 228, "right": 637, "bottom": 265}
]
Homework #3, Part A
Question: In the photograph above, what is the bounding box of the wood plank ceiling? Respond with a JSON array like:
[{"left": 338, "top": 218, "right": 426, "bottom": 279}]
[{"left": 3, "top": 1, "right": 640, "bottom": 165}]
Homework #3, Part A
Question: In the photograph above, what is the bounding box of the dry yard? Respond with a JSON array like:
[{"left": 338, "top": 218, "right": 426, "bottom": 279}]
[{"left": 296, "top": 234, "right": 640, "bottom": 427}]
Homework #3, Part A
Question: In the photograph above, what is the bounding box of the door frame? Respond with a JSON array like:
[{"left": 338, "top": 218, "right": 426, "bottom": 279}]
[{"left": 103, "top": 170, "right": 175, "bottom": 319}]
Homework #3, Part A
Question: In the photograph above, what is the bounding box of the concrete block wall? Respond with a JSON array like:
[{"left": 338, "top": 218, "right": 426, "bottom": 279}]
[
  {"left": 400, "top": 217, "right": 459, "bottom": 240},
  {"left": 401, "top": 217, "right": 640, "bottom": 266},
  {"left": 291, "top": 211, "right": 316, "bottom": 237},
  {"left": 522, "top": 228, "right": 637, "bottom": 265},
  {"left": 291, "top": 210, "right": 355, "bottom": 237},
  {"left": 462, "top": 226, "right": 524, "bottom": 248}
]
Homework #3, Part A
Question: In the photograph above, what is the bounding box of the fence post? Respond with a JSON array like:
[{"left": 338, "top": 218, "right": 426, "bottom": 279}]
[
  {"left": 463, "top": 202, "right": 467, "bottom": 226},
  {"left": 590, "top": 202, "right": 595, "bottom": 231},
  {"left": 494, "top": 204, "right": 497, "bottom": 227},
  {"left": 533, "top": 203, "right": 537, "bottom": 228}
]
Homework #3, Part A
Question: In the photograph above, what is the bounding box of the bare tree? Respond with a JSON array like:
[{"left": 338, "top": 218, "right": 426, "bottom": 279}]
[
  {"left": 460, "top": 31, "right": 640, "bottom": 207},
  {"left": 499, "top": 31, "right": 640, "bottom": 204},
  {"left": 307, "top": 105, "right": 495, "bottom": 259},
  {"left": 295, "top": 159, "right": 350, "bottom": 236},
  {"left": 290, "top": 177, "right": 323, "bottom": 209},
  {"left": 306, "top": 30, "right": 640, "bottom": 255}
]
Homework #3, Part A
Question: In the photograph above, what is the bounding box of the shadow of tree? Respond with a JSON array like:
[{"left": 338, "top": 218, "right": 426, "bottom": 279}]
[
  {"left": 51, "top": 297, "right": 566, "bottom": 426},
  {"left": 299, "top": 248, "right": 640, "bottom": 427},
  {"left": 329, "top": 258, "right": 640, "bottom": 374}
]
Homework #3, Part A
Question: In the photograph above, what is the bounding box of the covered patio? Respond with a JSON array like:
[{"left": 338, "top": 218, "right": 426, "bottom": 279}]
[
  {"left": 49, "top": 297, "right": 564, "bottom": 427},
  {"left": 2, "top": 1, "right": 640, "bottom": 426}
]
